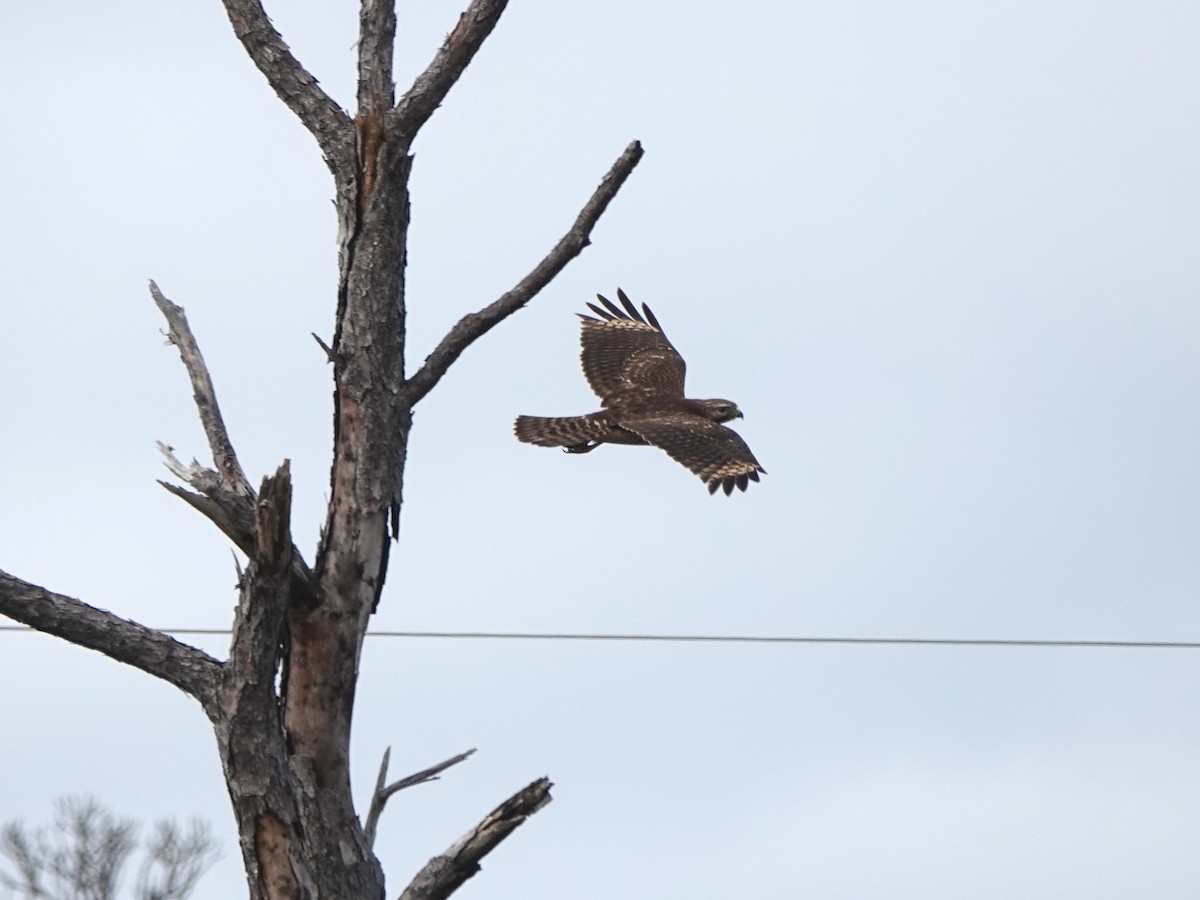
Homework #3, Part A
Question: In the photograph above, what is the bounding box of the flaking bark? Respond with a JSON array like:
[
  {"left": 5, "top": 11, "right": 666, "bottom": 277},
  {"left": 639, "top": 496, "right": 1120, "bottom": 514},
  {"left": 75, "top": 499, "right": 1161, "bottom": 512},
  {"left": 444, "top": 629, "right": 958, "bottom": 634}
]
[{"left": 0, "top": 3, "right": 642, "bottom": 898}]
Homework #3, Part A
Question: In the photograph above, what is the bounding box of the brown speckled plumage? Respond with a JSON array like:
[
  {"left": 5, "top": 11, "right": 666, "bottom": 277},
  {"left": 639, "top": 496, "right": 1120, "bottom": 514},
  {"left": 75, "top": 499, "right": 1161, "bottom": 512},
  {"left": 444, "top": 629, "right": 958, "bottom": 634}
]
[{"left": 514, "top": 290, "right": 765, "bottom": 495}]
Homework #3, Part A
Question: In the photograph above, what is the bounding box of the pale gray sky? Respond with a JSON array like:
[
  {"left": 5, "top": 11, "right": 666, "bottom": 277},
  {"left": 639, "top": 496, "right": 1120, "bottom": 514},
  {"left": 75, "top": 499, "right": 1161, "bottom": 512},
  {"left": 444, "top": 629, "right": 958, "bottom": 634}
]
[{"left": 2, "top": 2, "right": 1199, "bottom": 897}]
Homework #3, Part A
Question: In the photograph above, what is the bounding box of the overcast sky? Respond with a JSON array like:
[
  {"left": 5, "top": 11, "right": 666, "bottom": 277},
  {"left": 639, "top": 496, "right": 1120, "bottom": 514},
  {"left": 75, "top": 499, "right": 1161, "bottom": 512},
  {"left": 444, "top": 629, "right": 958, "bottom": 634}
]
[{"left": 2, "top": 1, "right": 1199, "bottom": 897}]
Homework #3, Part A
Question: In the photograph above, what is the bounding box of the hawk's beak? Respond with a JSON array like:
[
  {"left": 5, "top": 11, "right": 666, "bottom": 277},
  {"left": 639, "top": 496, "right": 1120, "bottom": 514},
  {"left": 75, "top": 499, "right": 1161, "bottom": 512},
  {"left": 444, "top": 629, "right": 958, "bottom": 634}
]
[{"left": 735, "top": 411, "right": 744, "bottom": 420}]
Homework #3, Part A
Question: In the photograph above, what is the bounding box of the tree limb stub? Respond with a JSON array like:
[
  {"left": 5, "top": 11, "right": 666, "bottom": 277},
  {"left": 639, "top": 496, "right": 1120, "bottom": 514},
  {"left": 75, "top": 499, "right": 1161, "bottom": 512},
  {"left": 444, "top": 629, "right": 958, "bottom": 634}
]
[
  {"left": 405, "top": 139, "right": 644, "bottom": 406},
  {"left": 254, "top": 462, "right": 295, "bottom": 571},
  {"left": 227, "top": 463, "right": 295, "bottom": 694},
  {"left": 0, "top": 571, "right": 221, "bottom": 706},
  {"left": 399, "top": 777, "right": 553, "bottom": 900}
]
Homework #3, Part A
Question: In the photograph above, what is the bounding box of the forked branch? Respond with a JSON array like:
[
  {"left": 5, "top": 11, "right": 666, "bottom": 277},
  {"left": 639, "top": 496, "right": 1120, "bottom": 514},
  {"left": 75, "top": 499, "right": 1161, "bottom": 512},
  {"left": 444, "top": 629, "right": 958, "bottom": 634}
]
[
  {"left": 406, "top": 140, "right": 644, "bottom": 405},
  {"left": 364, "top": 747, "right": 477, "bottom": 849},
  {"left": 399, "top": 778, "right": 554, "bottom": 900}
]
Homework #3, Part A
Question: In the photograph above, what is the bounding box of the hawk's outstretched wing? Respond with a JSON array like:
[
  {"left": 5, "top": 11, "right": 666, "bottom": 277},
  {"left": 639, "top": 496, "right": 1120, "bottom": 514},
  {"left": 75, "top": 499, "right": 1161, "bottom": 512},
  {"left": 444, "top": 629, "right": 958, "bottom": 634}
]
[
  {"left": 624, "top": 416, "right": 766, "bottom": 495},
  {"left": 578, "top": 289, "right": 686, "bottom": 403}
]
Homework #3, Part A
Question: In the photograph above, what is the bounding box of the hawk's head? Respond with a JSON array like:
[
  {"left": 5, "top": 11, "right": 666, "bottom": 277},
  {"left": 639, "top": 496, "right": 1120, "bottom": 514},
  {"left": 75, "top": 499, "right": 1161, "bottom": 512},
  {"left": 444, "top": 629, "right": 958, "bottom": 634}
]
[{"left": 697, "top": 399, "right": 743, "bottom": 423}]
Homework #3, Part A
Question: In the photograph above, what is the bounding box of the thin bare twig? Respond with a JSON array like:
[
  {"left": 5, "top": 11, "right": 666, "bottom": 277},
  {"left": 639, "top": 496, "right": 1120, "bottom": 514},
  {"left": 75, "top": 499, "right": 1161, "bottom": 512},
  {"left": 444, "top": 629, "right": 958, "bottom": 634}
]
[
  {"left": 218, "top": 0, "right": 354, "bottom": 171},
  {"left": 363, "top": 748, "right": 477, "bottom": 849},
  {"left": 0, "top": 571, "right": 222, "bottom": 705},
  {"left": 391, "top": 0, "right": 508, "bottom": 141},
  {"left": 369, "top": 748, "right": 393, "bottom": 818},
  {"left": 150, "top": 282, "right": 253, "bottom": 498},
  {"left": 405, "top": 140, "right": 644, "bottom": 405},
  {"left": 399, "top": 778, "right": 553, "bottom": 900}
]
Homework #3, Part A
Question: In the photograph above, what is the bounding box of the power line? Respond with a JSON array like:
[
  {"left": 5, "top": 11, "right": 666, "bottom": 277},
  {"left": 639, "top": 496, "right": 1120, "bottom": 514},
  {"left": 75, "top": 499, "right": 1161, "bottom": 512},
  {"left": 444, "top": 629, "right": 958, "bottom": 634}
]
[
  {"left": 367, "top": 632, "right": 1200, "bottom": 649},
  {"left": 0, "top": 624, "right": 1196, "bottom": 649}
]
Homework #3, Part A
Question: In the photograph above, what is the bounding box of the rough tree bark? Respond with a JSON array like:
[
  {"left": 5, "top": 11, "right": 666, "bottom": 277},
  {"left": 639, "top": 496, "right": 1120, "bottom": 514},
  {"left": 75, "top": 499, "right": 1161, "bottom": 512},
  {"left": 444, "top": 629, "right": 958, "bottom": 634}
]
[{"left": 0, "top": 2, "right": 642, "bottom": 898}]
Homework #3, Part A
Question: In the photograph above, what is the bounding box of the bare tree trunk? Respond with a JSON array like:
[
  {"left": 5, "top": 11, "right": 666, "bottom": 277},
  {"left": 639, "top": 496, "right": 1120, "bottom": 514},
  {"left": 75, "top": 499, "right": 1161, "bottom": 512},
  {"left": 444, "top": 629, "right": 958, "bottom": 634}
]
[{"left": 0, "top": 2, "right": 642, "bottom": 898}]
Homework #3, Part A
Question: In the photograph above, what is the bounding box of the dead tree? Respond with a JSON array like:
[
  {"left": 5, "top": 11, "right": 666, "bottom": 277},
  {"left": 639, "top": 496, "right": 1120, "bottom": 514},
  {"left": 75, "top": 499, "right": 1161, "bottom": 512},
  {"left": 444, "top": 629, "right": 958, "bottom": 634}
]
[{"left": 0, "top": 2, "right": 642, "bottom": 898}]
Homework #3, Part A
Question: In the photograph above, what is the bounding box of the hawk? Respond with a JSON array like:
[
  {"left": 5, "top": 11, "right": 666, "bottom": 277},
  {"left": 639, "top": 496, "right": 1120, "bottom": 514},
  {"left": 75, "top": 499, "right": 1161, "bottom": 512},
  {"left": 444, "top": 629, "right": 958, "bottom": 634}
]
[{"left": 514, "top": 290, "right": 766, "bottom": 495}]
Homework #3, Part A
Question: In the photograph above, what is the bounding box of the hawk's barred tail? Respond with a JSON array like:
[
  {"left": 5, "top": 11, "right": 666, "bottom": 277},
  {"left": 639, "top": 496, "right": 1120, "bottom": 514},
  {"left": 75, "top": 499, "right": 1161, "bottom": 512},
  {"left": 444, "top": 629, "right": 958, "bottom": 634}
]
[{"left": 514, "top": 414, "right": 610, "bottom": 452}]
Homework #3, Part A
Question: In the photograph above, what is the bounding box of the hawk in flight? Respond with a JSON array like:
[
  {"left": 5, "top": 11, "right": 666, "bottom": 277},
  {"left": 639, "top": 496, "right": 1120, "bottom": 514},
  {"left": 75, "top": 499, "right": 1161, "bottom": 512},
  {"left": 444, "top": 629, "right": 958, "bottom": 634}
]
[{"left": 515, "top": 290, "right": 766, "bottom": 495}]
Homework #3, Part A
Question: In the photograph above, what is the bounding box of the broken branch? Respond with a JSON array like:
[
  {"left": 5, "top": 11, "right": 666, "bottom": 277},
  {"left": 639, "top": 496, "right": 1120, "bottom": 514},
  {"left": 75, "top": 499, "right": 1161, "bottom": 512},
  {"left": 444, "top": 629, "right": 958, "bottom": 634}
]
[
  {"left": 156, "top": 445, "right": 320, "bottom": 608},
  {"left": 399, "top": 777, "right": 553, "bottom": 900},
  {"left": 150, "top": 282, "right": 253, "bottom": 498}
]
